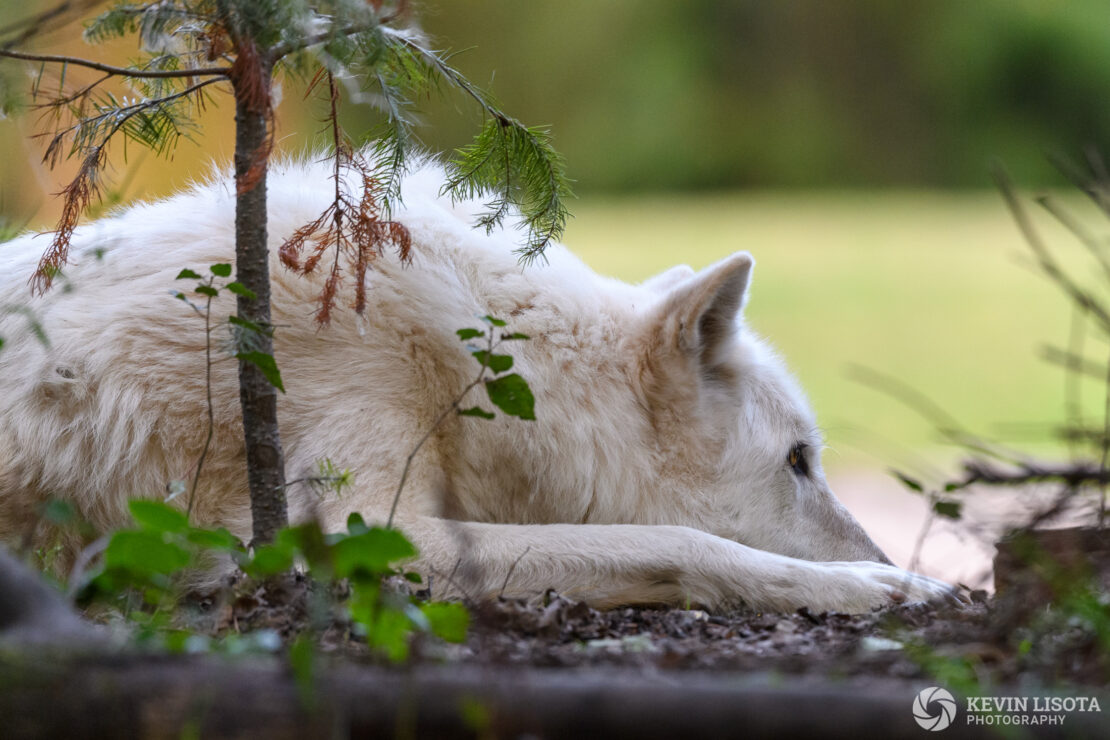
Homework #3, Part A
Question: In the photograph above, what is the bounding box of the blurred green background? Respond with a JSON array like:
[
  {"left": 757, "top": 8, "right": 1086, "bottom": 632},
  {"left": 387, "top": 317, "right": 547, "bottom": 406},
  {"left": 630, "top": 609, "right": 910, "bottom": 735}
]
[
  {"left": 3, "top": 0, "right": 1110, "bottom": 475},
  {"left": 415, "top": 0, "right": 1110, "bottom": 191}
]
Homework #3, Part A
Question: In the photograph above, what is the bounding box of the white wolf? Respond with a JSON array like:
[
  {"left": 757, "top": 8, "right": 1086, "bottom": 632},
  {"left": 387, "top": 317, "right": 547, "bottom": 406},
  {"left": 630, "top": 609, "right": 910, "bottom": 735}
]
[{"left": 0, "top": 158, "right": 958, "bottom": 613}]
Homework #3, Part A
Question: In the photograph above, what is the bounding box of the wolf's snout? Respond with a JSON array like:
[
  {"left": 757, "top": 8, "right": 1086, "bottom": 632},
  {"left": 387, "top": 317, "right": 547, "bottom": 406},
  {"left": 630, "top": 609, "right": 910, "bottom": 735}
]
[
  {"left": 838, "top": 516, "right": 894, "bottom": 565},
  {"left": 814, "top": 493, "right": 895, "bottom": 566}
]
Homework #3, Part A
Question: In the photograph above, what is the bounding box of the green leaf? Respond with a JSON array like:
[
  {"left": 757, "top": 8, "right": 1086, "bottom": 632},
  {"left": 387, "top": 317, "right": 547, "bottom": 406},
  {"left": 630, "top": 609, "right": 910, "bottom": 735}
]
[
  {"left": 237, "top": 351, "right": 285, "bottom": 393},
  {"left": 365, "top": 607, "right": 411, "bottom": 662},
  {"left": 471, "top": 350, "right": 512, "bottom": 374},
  {"left": 421, "top": 602, "right": 469, "bottom": 643},
  {"left": 485, "top": 374, "right": 536, "bottom": 420},
  {"left": 460, "top": 698, "right": 492, "bottom": 734},
  {"left": 332, "top": 527, "right": 417, "bottom": 578},
  {"left": 891, "top": 471, "right": 924, "bottom": 493},
  {"left": 162, "top": 629, "right": 192, "bottom": 654},
  {"left": 458, "top": 406, "right": 495, "bottom": 420},
  {"left": 176, "top": 268, "right": 201, "bottom": 280},
  {"left": 41, "top": 499, "right": 76, "bottom": 526},
  {"left": 209, "top": 263, "right": 232, "bottom": 277},
  {"left": 185, "top": 527, "right": 241, "bottom": 551},
  {"left": 933, "top": 500, "right": 962, "bottom": 519},
  {"left": 247, "top": 543, "right": 295, "bottom": 576},
  {"left": 128, "top": 500, "right": 189, "bottom": 533},
  {"left": 225, "top": 282, "right": 257, "bottom": 300},
  {"left": 347, "top": 512, "right": 370, "bottom": 536},
  {"left": 277, "top": 523, "right": 329, "bottom": 569},
  {"left": 346, "top": 580, "right": 381, "bottom": 628},
  {"left": 289, "top": 634, "right": 317, "bottom": 710},
  {"left": 480, "top": 315, "right": 507, "bottom": 327},
  {"left": 456, "top": 328, "right": 483, "bottom": 340},
  {"left": 228, "top": 315, "right": 270, "bottom": 335},
  {"left": 502, "top": 332, "right": 530, "bottom": 340},
  {"left": 195, "top": 284, "right": 218, "bottom": 298},
  {"left": 105, "top": 530, "right": 190, "bottom": 575}
]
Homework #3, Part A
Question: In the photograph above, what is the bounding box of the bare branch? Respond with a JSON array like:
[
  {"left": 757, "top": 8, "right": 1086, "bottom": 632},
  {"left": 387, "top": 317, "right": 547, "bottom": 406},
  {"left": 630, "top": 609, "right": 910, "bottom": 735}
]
[
  {"left": 1036, "top": 195, "right": 1110, "bottom": 286},
  {"left": 0, "top": 48, "right": 230, "bottom": 79},
  {"left": 0, "top": 0, "right": 100, "bottom": 51},
  {"left": 845, "top": 363, "right": 1026, "bottom": 465},
  {"left": 956, "top": 459, "right": 1110, "bottom": 488},
  {"left": 994, "top": 165, "right": 1110, "bottom": 333},
  {"left": 1040, "top": 344, "right": 1105, "bottom": 381}
]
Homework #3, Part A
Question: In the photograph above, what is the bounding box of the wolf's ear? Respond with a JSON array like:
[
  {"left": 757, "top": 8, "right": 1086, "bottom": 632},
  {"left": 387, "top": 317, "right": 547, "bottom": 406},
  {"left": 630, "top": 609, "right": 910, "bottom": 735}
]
[
  {"left": 657, "top": 252, "right": 753, "bottom": 367},
  {"left": 641, "top": 264, "right": 696, "bottom": 293}
]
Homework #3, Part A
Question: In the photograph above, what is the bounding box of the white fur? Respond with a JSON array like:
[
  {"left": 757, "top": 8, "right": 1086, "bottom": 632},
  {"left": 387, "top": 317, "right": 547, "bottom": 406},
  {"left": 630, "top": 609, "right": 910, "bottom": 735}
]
[{"left": 0, "top": 157, "right": 957, "bottom": 612}]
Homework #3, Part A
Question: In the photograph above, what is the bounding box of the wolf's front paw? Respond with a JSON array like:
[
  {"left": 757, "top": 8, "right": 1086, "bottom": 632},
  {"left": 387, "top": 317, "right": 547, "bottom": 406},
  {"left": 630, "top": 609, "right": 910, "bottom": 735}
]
[{"left": 810, "top": 561, "right": 964, "bottom": 613}]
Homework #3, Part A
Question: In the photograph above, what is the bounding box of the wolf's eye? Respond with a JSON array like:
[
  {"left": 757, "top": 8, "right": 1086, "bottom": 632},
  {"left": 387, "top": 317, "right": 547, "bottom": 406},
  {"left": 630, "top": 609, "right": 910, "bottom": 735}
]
[{"left": 787, "top": 443, "right": 809, "bottom": 477}]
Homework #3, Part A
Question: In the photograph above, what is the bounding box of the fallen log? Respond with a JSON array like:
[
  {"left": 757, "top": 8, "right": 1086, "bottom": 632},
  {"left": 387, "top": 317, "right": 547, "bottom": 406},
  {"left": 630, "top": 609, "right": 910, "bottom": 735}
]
[{"left": 3, "top": 656, "right": 1109, "bottom": 739}]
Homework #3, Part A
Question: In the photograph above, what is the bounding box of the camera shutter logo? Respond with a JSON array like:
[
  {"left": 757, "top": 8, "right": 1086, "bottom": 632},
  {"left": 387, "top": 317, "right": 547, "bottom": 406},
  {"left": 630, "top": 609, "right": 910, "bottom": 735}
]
[{"left": 913, "top": 687, "right": 957, "bottom": 731}]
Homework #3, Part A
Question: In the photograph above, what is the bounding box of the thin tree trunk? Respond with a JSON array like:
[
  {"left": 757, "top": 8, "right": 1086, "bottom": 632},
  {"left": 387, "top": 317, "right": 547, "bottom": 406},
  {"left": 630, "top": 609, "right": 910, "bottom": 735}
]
[{"left": 232, "top": 57, "right": 288, "bottom": 545}]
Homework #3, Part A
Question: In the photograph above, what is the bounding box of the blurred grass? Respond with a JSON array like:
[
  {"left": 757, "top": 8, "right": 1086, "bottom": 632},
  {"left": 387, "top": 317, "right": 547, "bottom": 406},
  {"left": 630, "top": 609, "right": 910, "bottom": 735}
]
[{"left": 565, "top": 190, "right": 1108, "bottom": 472}]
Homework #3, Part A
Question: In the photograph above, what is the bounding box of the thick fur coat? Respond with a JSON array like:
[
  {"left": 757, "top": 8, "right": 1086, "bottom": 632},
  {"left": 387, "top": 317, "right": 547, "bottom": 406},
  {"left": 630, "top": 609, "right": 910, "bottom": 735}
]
[{"left": 0, "top": 158, "right": 957, "bottom": 611}]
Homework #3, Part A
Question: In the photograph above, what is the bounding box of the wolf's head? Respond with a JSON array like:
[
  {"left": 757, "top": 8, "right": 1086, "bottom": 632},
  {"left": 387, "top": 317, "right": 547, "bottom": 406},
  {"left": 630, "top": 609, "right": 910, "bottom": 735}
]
[{"left": 631, "top": 252, "right": 892, "bottom": 565}]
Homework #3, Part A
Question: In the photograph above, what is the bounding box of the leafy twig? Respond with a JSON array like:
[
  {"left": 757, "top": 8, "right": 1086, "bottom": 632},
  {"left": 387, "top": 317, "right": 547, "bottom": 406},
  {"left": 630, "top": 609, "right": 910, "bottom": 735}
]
[
  {"left": 387, "top": 320, "right": 533, "bottom": 527},
  {"left": 386, "top": 330, "right": 500, "bottom": 528},
  {"left": 188, "top": 276, "right": 216, "bottom": 521}
]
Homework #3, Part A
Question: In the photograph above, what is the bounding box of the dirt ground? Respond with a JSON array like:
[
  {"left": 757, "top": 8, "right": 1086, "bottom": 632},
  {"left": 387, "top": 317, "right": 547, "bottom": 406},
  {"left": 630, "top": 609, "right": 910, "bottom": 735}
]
[{"left": 202, "top": 573, "right": 1106, "bottom": 690}]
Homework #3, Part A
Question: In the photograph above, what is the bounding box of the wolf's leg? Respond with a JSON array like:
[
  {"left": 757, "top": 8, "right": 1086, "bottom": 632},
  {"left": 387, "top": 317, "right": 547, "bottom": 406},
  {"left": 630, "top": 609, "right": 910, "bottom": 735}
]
[{"left": 394, "top": 516, "right": 959, "bottom": 613}]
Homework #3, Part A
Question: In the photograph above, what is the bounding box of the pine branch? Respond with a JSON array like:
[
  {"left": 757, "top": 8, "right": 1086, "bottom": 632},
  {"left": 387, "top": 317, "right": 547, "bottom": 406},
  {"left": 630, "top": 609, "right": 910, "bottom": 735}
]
[
  {"left": 82, "top": 2, "right": 212, "bottom": 46},
  {"left": 278, "top": 68, "right": 411, "bottom": 326},
  {"left": 33, "top": 76, "right": 226, "bottom": 293},
  {"left": 378, "top": 28, "right": 572, "bottom": 257},
  {"left": 33, "top": 146, "right": 105, "bottom": 295},
  {"left": 41, "top": 76, "right": 223, "bottom": 165},
  {"left": 368, "top": 65, "right": 416, "bottom": 210},
  {"left": 443, "top": 116, "right": 571, "bottom": 259},
  {"left": 32, "top": 71, "right": 112, "bottom": 109},
  {"left": 0, "top": 48, "right": 230, "bottom": 79},
  {"left": 268, "top": 3, "right": 413, "bottom": 61},
  {"left": 271, "top": 24, "right": 376, "bottom": 61},
  {"left": 380, "top": 29, "right": 498, "bottom": 119}
]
